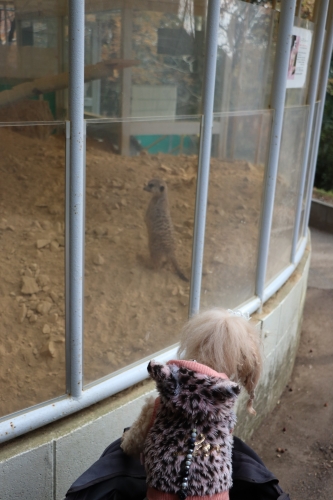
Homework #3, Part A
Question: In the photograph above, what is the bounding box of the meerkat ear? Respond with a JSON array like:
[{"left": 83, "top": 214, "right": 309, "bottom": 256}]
[{"left": 160, "top": 185, "right": 165, "bottom": 192}]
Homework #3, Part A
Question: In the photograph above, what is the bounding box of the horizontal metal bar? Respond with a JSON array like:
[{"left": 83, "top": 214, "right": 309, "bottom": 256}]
[
  {"left": 0, "top": 121, "right": 65, "bottom": 127},
  {"left": 0, "top": 345, "right": 179, "bottom": 443},
  {"left": 85, "top": 109, "right": 273, "bottom": 124}
]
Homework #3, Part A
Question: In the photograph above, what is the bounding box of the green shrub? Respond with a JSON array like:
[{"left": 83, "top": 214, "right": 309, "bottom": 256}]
[{"left": 315, "top": 56, "right": 333, "bottom": 191}]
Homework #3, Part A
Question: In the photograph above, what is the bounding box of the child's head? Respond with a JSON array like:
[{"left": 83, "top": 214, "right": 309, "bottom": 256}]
[{"left": 177, "top": 308, "right": 262, "bottom": 414}]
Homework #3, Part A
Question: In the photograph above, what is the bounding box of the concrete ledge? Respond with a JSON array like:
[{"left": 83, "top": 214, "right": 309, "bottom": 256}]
[
  {"left": 0, "top": 239, "right": 311, "bottom": 500},
  {"left": 310, "top": 199, "right": 333, "bottom": 233}
]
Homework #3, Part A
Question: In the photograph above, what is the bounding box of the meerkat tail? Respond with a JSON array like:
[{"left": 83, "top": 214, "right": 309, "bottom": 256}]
[{"left": 171, "top": 255, "right": 189, "bottom": 282}]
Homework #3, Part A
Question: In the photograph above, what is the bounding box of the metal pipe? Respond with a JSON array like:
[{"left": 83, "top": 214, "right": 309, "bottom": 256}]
[
  {"left": 0, "top": 344, "right": 179, "bottom": 443},
  {"left": 290, "top": 0, "right": 330, "bottom": 263},
  {"left": 68, "top": 0, "right": 85, "bottom": 398},
  {"left": 303, "top": 2, "right": 333, "bottom": 233},
  {"left": 255, "top": 0, "right": 297, "bottom": 302},
  {"left": 65, "top": 120, "right": 71, "bottom": 394},
  {"left": 189, "top": 0, "right": 221, "bottom": 316}
]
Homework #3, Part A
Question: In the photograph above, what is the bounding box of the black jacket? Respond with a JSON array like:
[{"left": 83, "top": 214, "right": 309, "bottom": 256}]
[{"left": 65, "top": 435, "right": 290, "bottom": 500}]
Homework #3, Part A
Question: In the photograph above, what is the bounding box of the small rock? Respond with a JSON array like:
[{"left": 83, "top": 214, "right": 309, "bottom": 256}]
[
  {"left": 37, "top": 301, "right": 52, "bottom": 315},
  {"left": 93, "top": 253, "right": 105, "bottom": 266},
  {"left": 21, "top": 276, "right": 40, "bottom": 295},
  {"left": 37, "top": 274, "right": 50, "bottom": 287},
  {"left": 49, "top": 313, "right": 59, "bottom": 323},
  {"left": 93, "top": 226, "right": 107, "bottom": 238},
  {"left": 213, "top": 255, "right": 224, "bottom": 264},
  {"left": 29, "top": 314, "right": 38, "bottom": 323},
  {"left": 49, "top": 291, "right": 58, "bottom": 303},
  {"left": 50, "top": 241, "right": 59, "bottom": 252},
  {"left": 9, "top": 292, "right": 16, "bottom": 297},
  {"left": 57, "top": 236, "right": 65, "bottom": 247},
  {"left": 36, "top": 239, "right": 50, "bottom": 249},
  {"left": 41, "top": 341, "right": 56, "bottom": 358},
  {"left": 42, "top": 324, "right": 51, "bottom": 334},
  {"left": 19, "top": 303, "right": 27, "bottom": 323}
]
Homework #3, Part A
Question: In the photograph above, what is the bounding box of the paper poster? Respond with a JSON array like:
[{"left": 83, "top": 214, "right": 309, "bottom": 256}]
[{"left": 286, "top": 26, "right": 312, "bottom": 89}]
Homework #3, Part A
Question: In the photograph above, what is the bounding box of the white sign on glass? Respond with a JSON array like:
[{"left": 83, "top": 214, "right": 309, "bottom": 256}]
[{"left": 286, "top": 26, "right": 312, "bottom": 89}]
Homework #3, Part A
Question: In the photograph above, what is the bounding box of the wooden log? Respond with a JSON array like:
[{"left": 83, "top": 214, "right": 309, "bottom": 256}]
[{"left": 0, "top": 59, "right": 139, "bottom": 108}]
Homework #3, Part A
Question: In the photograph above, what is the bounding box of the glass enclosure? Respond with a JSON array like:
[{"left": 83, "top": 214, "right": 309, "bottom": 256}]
[
  {"left": 0, "top": 0, "right": 323, "bottom": 435},
  {"left": 84, "top": 117, "right": 199, "bottom": 384},
  {"left": 266, "top": 105, "right": 309, "bottom": 283},
  {"left": 0, "top": 122, "right": 66, "bottom": 417},
  {"left": 201, "top": 110, "right": 272, "bottom": 310}
]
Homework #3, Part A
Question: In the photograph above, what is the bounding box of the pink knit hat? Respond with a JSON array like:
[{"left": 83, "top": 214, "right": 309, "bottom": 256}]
[{"left": 166, "top": 359, "right": 229, "bottom": 380}]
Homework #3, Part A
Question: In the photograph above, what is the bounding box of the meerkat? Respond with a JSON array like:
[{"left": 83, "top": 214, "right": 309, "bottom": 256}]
[{"left": 143, "top": 178, "right": 189, "bottom": 282}]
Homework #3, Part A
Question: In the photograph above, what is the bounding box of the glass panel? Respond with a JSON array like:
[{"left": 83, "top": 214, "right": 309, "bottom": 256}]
[
  {"left": 0, "top": 1, "right": 67, "bottom": 120},
  {"left": 201, "top": 110, "right": 272, "bottom": 310},
  {"left": 84, "top": 117, "right": 199, "bottom": 385},
  {"left": 83, "top": 1, "right": 206, "bottom": 121},
  {"left": 215, "top": 0, "right": 278, "bottom": 112},
  {"left": 266, "top": 105, "right": 309, "bottom": 284},
  {"left": 299, "top": 101, "right": 321, "bottom": 241},
  {"left": 0, "top": 122, "right": 66, "bottom": 417}
]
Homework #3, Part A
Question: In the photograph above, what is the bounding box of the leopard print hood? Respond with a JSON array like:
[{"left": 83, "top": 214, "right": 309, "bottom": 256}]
[
  {"left": 144, "top": 361, "right": 240, "bottom": 498},
  {"left": 148, "top": 360, "right": 240, "bottom": 423}
]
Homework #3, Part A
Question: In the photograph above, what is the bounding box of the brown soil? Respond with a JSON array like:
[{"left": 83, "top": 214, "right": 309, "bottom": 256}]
[
  {"left": 250, "top": 284, "right": 333, "bottom": 498},
  {"left": 0, "top": 126, "right": 266, "bottom": 417}
]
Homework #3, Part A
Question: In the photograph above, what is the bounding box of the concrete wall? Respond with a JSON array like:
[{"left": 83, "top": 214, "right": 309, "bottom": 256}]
[
  {"left": 310, "top": 199, "right": 333, "bottom": 234},
  {"left": 0, "top": 240, "right": 310, "bottom": 500}
]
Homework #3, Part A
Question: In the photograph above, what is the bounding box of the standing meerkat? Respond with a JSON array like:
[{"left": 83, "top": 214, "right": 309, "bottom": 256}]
[{"left": 143, "top": 178, "right": 189, "bottom": 282}]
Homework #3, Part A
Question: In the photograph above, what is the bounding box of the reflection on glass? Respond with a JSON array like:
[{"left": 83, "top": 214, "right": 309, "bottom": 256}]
[
  {"left": 0, "top": 1, "right": 66, "bottom": 118},
  {"left": 84, "top": 118, "right": 199, "bottom": 385},
  {"left": 82, "top": 2, "right": 205, "bottom": 123},
  {"left": 266, "top": 106, "right": 309, "bottom": 284},
  {"left": 299, "top": 101, "right": 321, "bottom": 241},
  {"left": 201, "top": 110, "right": 272, "bottom": 310},
  {"left": 0, "top": 123, "right": 66, "bottom": 417},
  {"left": 215, "top": 0, "right": 278, "bottom": 112}
]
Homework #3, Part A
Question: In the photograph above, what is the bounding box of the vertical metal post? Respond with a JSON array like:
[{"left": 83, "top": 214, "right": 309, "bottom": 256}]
[
  {"left": 303, "top": 2, "right": 333, "bottom": 234},
  {"left": 189, "top": 0, "right": 220, "bottom": 317},
  {"left": 290, "top": 0, "right": 330, "bottom": 263},
  {"left": 121, "top": 7, "right": 133, "bottom": 155},
  {"left": 68, "top": 0, "right": 85, "bottom": 398},
  {"left": 255, "top": 0, "right": 297, "bottom": 302},
  {"left": 65, "top": 120, "right": 71, "bottom": 394}
]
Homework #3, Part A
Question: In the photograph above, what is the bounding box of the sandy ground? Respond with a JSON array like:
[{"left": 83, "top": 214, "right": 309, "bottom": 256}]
[
  {"left": 0, "top": 126, "right": 268, "bottom": 417},
  {"left": 250, "top": 228, "right": 333, "bottom": 500}
]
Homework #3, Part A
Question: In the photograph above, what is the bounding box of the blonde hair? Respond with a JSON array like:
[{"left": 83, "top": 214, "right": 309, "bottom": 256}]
[{"left": 177, "top": 309, "right": 262, "bottom": 414}]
